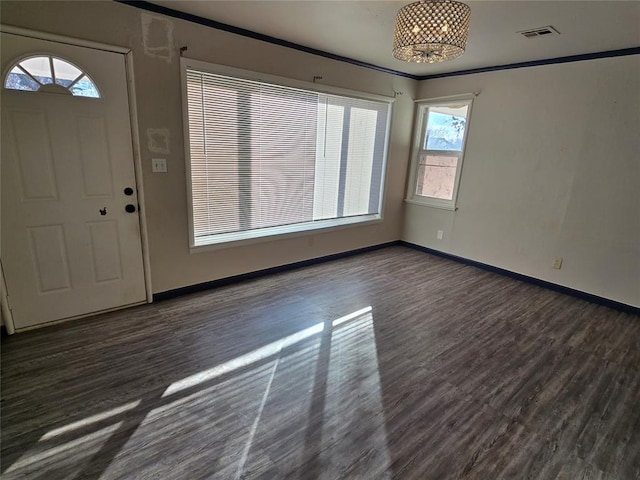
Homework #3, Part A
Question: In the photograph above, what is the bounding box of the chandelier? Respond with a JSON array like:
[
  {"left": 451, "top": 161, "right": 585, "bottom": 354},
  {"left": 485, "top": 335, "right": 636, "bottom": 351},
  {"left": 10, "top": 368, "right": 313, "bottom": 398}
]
[{"left": 393, "top": 0, "right": 471, "bottom": 64}]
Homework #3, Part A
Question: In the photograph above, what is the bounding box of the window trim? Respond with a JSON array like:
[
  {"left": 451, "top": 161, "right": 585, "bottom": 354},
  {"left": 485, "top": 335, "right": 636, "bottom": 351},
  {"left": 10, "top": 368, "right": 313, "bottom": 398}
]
[
  {"left": 190, "top": 215, "right": 384, "bottom": 253},
  {"left": 180, "top": 57, "right": 394, "bottom": 252},
  {"left": 405, "top": 94, "right": 474, "bottom": 211}
]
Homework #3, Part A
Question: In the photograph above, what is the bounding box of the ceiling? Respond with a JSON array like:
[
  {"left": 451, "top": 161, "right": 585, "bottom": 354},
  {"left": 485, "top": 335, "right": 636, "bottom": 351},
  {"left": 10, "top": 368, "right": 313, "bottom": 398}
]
[{"left": 150, "top": 1, "right": 640, "bottom": 77}]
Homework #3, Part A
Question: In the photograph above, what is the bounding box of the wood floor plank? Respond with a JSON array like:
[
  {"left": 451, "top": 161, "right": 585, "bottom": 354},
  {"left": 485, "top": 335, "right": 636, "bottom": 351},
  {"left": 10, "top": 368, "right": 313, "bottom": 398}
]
[{"left": 2, "top": 246, "right": 638, "bottom": 479}]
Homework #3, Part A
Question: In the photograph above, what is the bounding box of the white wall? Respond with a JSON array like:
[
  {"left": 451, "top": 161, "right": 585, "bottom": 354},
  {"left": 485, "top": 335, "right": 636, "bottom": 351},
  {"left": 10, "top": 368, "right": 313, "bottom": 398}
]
[
  {"left": 3, "top": 2, "right": 637, "bottom": 306},
  {"left": 404, "top": 55, "right": 640, "bottom": 307},
  {"left": 1, "top": 1, "right": 416, "bottom": 294}
]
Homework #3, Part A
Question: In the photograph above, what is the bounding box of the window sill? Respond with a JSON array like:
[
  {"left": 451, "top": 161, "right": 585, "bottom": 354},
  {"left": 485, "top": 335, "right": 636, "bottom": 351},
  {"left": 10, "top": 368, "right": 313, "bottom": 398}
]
[
  {"left": 404, "top": 199, "right": 458, "bottom": 211},
  {"left": 189, "top": 214, "right": 383, "bottom": 253}
]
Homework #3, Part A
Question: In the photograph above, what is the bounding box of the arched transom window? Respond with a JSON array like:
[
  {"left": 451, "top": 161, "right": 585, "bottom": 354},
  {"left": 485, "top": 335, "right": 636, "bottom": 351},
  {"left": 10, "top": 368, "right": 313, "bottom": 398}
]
[{"left": 4, "top": 55, "right": 100, "bottom": 98}]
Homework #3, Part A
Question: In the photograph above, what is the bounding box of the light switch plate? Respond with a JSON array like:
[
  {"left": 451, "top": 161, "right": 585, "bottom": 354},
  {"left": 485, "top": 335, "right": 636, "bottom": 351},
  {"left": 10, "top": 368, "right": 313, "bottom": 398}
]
[
  {"left": 152, "top": 158, "right": 167, "bottom": 173},
  {"left": 552, "top": 257, "right": 563, "bottom": 269}
]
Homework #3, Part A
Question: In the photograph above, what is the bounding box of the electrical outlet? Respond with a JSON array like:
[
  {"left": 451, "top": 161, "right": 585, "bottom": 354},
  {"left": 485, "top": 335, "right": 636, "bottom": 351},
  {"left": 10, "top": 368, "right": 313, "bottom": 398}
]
[
  {"left": 552, "top": 257, "right": 563, "bottom": 269},
  {"left": 437, "top": 230, "right": 444, "bottom": 240},
  {"left": 152, "top": 158, "right": 167, "bottom": 173}
]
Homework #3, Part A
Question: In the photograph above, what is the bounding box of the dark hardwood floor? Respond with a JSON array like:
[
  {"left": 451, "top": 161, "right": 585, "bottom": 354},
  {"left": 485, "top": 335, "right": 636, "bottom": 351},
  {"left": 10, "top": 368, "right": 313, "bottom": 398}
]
[{"left": 1, "top": 246, "right": 639, "bottom": 479}]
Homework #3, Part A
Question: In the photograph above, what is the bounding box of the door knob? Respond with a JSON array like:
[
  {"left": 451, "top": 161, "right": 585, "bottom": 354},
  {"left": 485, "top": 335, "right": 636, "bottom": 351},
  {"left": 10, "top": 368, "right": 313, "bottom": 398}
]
[{"left": 125, "top": 204, "right": 136, "bottom": 213}]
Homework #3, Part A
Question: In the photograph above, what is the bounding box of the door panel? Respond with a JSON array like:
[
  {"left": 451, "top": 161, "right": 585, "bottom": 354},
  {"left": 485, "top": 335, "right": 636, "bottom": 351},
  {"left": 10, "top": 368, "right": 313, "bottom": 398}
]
[
  {"left": 77, "top": 115, "right": 114, "bottom": 197},
  {"left": 11, "top": 109, "right": 59, "bottom": 200},
  {"left": 27, "top": 225, "right": 72, "bottom": 293},
  {"left": 87, "top": 221, "right": 123, "bottom": 283},
  {"left": 1, "top": 32, "right": 147, "bottom": 329}
]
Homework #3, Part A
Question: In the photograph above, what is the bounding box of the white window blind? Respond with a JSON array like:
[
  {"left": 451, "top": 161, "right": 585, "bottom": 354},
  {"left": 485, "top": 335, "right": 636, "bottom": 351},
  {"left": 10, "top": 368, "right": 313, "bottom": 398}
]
[{"left": 184, "top": 67, "right": 390, "bottom": 247}]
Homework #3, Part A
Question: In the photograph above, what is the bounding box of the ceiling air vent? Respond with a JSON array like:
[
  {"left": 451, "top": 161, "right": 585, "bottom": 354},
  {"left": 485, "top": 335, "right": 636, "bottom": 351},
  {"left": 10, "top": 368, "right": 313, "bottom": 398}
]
[{"left": 518, "top": 26, "right": 560, "bottom": 38}]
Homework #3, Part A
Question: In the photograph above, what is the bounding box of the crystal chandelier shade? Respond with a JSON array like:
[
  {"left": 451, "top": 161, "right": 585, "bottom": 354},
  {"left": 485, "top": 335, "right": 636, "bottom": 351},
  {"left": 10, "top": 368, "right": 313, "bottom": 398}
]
[{"left": 393, "top": 0, "right": 471, "bottom": 64}]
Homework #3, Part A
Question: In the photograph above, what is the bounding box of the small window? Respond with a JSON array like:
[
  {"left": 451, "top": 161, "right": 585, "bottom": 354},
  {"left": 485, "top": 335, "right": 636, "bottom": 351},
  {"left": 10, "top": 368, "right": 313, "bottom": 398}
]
[
  {"left": 4, "top": 55, "right": 100, "bottom": 98},
  {"left": 182, "top": 60, "right": 392, "bottom": 248},
  {"left": 406, "top": 96, "right": 473, "bottom": 210}
]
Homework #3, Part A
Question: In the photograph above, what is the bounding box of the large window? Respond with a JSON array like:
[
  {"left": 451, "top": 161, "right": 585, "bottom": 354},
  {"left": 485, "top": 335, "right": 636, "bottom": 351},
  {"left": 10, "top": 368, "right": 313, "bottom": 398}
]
[
  {"left": 406, "top": 96, "right": 473, "bottom": 210},
  {"left": 181, "top": 60, "right": 392, "bottom": 248}
]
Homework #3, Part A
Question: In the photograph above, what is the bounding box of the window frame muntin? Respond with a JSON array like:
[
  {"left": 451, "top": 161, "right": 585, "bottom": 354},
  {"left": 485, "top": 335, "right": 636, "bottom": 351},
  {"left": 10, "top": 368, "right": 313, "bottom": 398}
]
[
  {"left": 180, "top": 57, "right": 394, "bottom": 252},
  {"left": 3, "top": 54, "right": 101, "bottom": 98},
  {"left": 406, "top": 94, "right": 474, "bottom": 211}
]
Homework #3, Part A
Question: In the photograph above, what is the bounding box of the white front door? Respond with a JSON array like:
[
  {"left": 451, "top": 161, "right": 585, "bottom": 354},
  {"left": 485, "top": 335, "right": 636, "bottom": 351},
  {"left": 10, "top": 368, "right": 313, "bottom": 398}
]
[{"left": 1, "top": 32, "right": 147, "bottom": 330}]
